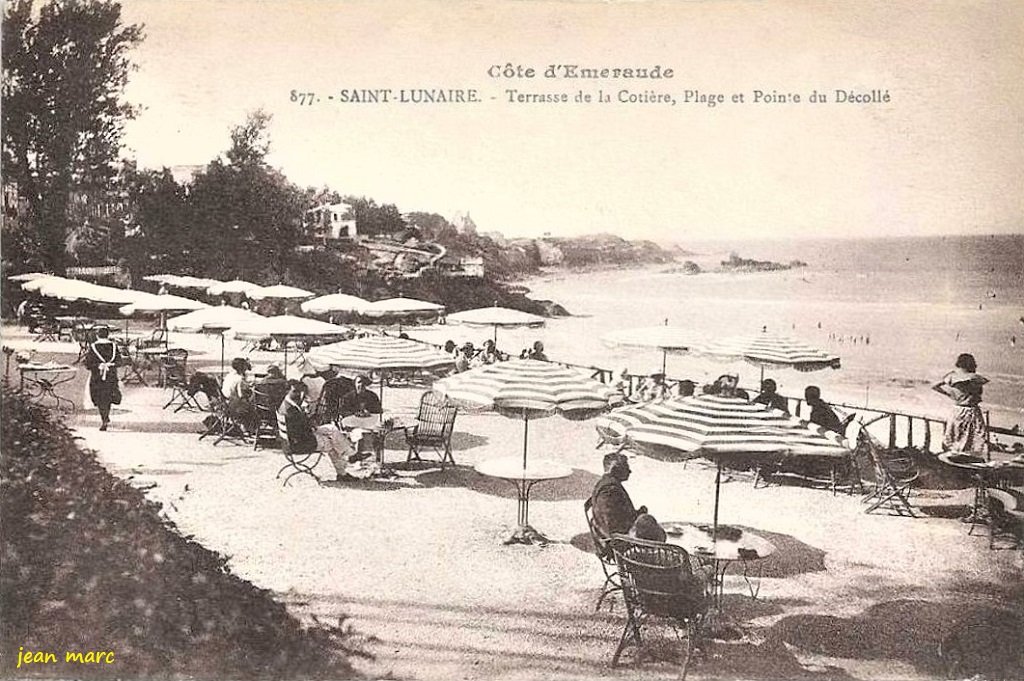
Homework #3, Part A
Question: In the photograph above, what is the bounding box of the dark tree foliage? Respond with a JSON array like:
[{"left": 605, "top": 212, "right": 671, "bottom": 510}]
[
  {"left": 187, "top": 110, "right": 305, "bottom": 279},
  {"left": 343, "top": 195, "right": 405, "bottom": 236},
  {"left": 121, "top": 164, "right": 193, "bottom": 274},
  {"left": 2, "top": 0, "right": 143, "bottom": 273}
]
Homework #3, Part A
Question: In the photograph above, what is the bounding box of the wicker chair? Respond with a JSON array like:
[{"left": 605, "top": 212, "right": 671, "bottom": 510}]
[
  {"left": 583, "top": 497, "right": 621, "bottom": 611},
  {"left": 312, "top": 376, "right": 355, "bottom": 426},
  {"left": 404, "top": 391, "right": 458, "bottom": 467},
  {"left": 252, "top": 388, "right": 285, "bottom": 451},
  {"left": 609, "top": 535, "right": 710, "bottom": 678},
  {"left": 857, "top": 421, "right": 918, "bottom": 516},
  {"left": 987, "top": 488, "right": 1024, "bottom": 550}
]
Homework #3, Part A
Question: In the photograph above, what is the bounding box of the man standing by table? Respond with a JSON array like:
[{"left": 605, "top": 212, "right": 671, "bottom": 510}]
[
  {"left": 84, "top": 326, "right": 121, "bottom": 431},
  {"left": 590, "top": 452, "right": 649, "bottom": 540}
]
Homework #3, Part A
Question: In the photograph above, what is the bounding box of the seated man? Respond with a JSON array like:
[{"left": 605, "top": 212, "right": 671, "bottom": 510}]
[
  {"left": 590, "top": 452, "right": 648, "bottom": 542},
  {"left": 529, "top": 341, "right": 549, "bottom": 362},
  {"left": 753, "top": 378, "right": 789, "bottom": 413},
  {"left": 339, "top": 375, "right": 382, "bottom": 418},
  {"left": 805, "top": 385, "right": 853, "bottom": 434},
  {"left": 277, "top": 380, "right": 361, "bottom": 481}
]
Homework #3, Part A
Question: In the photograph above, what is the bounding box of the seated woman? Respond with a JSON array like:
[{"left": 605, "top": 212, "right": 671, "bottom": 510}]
[
  {"left": 641, "top": 373, "right": 669, "bottom": 401},
  {"left": 221, "top": 357, "right": 256, "bottom": 431}
]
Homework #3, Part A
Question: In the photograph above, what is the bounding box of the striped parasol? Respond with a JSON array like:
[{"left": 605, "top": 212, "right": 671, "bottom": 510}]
[
  {"left": 304, "top": 335, "right": 455, "bottom": 409},
  {"left": 434, "top": 359, "right": 621, "bottom": 468},
  {"left": 304, "top": 335, "right": 454, "bottom": 373},
  {"left": 596, "top": 393, "right": 851, "bottom": 535},
  {"left": 602, "top": 324, "right": 705, "bottom": 374},
  {"left": 697, "top": 331, "right": 840, "bottom": 376}
]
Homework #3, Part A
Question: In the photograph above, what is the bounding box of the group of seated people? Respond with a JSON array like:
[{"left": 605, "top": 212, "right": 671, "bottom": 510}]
[
  {"left": 614, "top": 370, "right": 853, "bottom": 436},
  {"left": 443, "top": 339, "right": 550, "bottom": 373}
]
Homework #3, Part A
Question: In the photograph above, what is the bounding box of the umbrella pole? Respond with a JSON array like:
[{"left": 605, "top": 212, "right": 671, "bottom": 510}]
[
  {"left": 379, "top": 372, "right": 386, "bottom": 411},
  {"left": 494, "top": 325, "right": 498, "bottom": 345},
  {"left": 220, "top": 333, "right": 225, "bottom": 378},
  {"left": 522, "top": 411, "right": 529, "bottom": 470},
  {"left": 712, "top": 460, "right": 722, "bottom": 540},
  {"left": 662, "top": 349, "right": 667, "bottom": 375}
]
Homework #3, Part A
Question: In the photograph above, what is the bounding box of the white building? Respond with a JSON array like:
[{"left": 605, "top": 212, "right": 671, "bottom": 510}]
[{"left": 304, "top": 203, "right": 358, "bottom": 241}]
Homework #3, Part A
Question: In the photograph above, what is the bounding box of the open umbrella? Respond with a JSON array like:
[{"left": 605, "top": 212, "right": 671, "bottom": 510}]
[
  {"left": 167, "top": 306, "right": 264, "bottom": 375},
  {"left": 602, "top": 323, "right": 705, "bottom": 374},
  {"left": 303, "top": 335, "right": 454, "bottom": 408},
  {"left": 595, "top": 394, "right": 851, "bottom": 537},
  {"left": 697, "top": 330, "right": 840, "bottom": 383},
  {"left": 300, "top": 293, "right": 370, "bottom": 316},
  {"left": 227, "top": 314, "right": 350, "bottom": 369},
  {"left": 247, "top": 284, "right": 315, "bottom": 301},
  {"left": 446, "top": 305, "right": 546, "bottom": 344},
  {"left": 119, "top": 294, "right": 210, "bottom": 346},
  {"left": 434, "top": 359, "right": 620, "bottom": 468},
  {"left": 22, "top": 277, "right": 147, "bottom": 305},
  {"left": 7, "top": 272, "right": 52, "bottom": 282},
  {"left": 207, "top": 279, "right": 263, "bottom": 297},
  {"left": 361, "top": 297, "right": 445, "bottom": 319}
]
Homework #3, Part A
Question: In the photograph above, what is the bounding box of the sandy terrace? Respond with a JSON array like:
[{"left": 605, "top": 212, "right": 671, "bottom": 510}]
[{"left": 5, "top": 329, "right": 1022, "bottom": 680}]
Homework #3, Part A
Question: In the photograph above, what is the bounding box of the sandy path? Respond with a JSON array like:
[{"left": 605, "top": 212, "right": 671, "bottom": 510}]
[{"left": 60, "top": 369, "right": 1022, "bottom": 680}]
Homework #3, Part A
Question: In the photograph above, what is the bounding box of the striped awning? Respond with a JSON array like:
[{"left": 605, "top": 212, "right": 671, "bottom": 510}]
[
  {"left": 447, "top": 306, "right": 546, "bottom": 329},
  {"left": 433, "top": 359, "right": 621, "bottom": 418},
  {"left": 304, "top": 335, "right": 454, "bottom": 372},
  {"left": 595, "top": 393, "right": 850, "bottom": 460},
  {"left": 697, "top": 332, "right": 840, "bottom": 372},
  {"left": 602, "top": 326, "right": 705, "bottom": 353}
]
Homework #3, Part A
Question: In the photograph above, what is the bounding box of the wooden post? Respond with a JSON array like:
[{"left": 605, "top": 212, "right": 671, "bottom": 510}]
[
  {"left": 888, "top": 415, "right": 897, "bottom": 449},
  {"left": 923, "top": 419, "right": 932, "bottom": 452},
  {"left": 907, "top": 416, "right": 914, "bottom": 449}
]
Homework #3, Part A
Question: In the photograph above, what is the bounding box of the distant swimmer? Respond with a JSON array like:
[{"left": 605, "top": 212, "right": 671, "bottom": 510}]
[
  {"left": 817, "top": 321, "right": 822, "bottom": 329},
  {"left": 1013, "top": 335, "right": 1018, "bottom": 347}
]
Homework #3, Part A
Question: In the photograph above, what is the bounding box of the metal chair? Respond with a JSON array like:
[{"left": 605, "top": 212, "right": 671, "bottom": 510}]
[
  {"left": 252, "top": 388, "right": 284, "bottom": 451},
  {"left": 162, "top": 349, "right": 201, "bottom": 412},
  {"left": 312, "top": 376, "right": 355, "bottom": 426},
  {"left": 584, "top": 497, "right": 621, "bottom": 611},
  {"left": 609, "top": 535, "right": 710, "bottom": 678},
  {"left": 275, "top": 406, "right": 324, "bottom": 486},
  {"left": 116, "top": 339, "right": 148, "bottom": 386},
  {"left": 857, "top": 420, "right": 918, "bottom": 516},
  {"left": 404, "top": 391, "right": 458, "bottom": 467},
  {"left": 32, "top": 318, "right": 59, "bottom": 343},
  {"left": 198, "top": 389, "right": 250, "bottom": 446}
]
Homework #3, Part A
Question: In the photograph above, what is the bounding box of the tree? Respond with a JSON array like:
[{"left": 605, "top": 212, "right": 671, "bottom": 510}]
[
  {"left": 343, "top": 196, "right": 406, "bottom": 236},
  {"left": 2, "top": 0, "right": 143, "bottom": 273}
]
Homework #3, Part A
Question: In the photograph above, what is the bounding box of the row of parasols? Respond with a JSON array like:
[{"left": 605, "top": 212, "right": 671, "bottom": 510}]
[{"left": 290, "top": 334, "right": 850, "bottom": 540}]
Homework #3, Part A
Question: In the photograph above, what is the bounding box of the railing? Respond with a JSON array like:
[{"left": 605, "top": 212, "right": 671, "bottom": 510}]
[{"left": 549, "top": 359, "right": 1022, "bottom": 455}]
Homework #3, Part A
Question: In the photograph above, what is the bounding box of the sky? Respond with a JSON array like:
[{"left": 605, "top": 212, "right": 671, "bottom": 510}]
[{"left": 117, "top": 0, "right": 1024, "bottom": 242}]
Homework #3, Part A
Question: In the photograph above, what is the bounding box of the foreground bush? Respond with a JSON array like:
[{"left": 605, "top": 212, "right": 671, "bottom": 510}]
[{"left": 0, "top": 387, "right": 364, "bottom": 679}]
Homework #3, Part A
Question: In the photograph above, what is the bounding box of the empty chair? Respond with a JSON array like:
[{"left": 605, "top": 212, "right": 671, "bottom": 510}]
[
  {"left": 404, "top": 391, "right": 458, "bottom": 467},
  {"left": 252, "top": 388, "right": 282, "bottom": 451},
  {"left": 583, "top": 497, "right": 621, "bottom": 611},
  {"left": 162, "top": 349, "right": 200, "bottom": 412},
  {"left": 857, "top": 421, "right": 918, "bottom": 516},
  {"left": 608, "top": 535, "right": 710, "bottom": 678},
  {"left": 115, "top": 338, "right": 147, "bottom": 386}
]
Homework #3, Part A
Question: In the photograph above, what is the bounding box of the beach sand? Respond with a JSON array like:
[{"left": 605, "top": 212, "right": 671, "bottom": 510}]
[{"left": 8, "top": 325, "right": 1021, "bottom": 680}]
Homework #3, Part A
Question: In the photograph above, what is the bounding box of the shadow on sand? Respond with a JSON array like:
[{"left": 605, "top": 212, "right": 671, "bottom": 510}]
[
  {"left": 413, "top": 464, "right": 599, "bottom": 502},
  {"left": 568, "top": 526, "right": 827, "bottom": 580},
  {"left": 768, "top": 598, "right": 1024, "bottom": 680}
]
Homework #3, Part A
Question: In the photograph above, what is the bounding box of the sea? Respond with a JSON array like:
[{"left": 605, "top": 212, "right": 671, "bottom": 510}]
[{"left": 411, "top": 234, "right": 1023, "bottom": 430}]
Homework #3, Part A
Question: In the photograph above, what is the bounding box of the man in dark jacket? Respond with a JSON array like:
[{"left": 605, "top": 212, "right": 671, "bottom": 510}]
[
  {"left": 277, "top": 380, "right": 359, "bottom": 480},
  {"left": 805, "top": 385, "right": 853, "bottom": 434},
  {"left": 339, "top": 375, "right": 382, "bottom": 417},
  {"left": 590, "top": 452, "right": 647, "bottom": 540}
]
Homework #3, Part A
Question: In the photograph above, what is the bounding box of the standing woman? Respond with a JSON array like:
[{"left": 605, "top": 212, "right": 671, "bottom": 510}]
[
  {"left": 84, "top": 326, "right": 121, "bottom": 431},
  {"left": 932, "top": 353, "right": 989, "bottom": 454}
]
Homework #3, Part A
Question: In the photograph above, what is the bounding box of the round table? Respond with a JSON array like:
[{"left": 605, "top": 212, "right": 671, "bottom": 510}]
[
  {"left": 661, "top": 521, "right": 776, "bottom": 611},
  {"left": 474, "top": 456, "right": 573, "bottom": 545},
  {"left": 18, "top": 363, "right": 77, "bottom": 412},
  {"left": 340, "top": 413, "right": 409, "bottom": 470},
  {"left": 938, "top": 452, "right": 1024, "bottom": 533}
]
